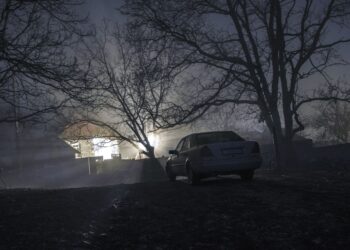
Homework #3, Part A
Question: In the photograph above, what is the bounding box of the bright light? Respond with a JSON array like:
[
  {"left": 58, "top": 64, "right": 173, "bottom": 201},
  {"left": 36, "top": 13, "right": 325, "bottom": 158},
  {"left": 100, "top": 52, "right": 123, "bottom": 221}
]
[
  {"left": 92, "top": 138, "right": 119, "bottom": 160},
  {"left": 137, "top": 133, "right": 159, "bottom": 151},
  {"left": 148, "top": 133, "right": 159, "bottom": 147},
  {"left": 136, "top": 133, "right": 159, "bottom": 158}
]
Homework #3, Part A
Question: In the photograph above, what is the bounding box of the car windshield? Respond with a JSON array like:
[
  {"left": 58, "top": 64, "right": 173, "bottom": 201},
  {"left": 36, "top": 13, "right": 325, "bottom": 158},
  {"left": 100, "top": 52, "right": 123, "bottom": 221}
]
[{"left": 195, "top": 132, "right": 244, "bottom": 146}]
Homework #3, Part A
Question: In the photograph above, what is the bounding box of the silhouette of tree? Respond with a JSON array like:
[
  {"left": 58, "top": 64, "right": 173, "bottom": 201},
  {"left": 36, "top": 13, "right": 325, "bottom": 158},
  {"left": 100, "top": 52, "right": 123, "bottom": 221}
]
[
  {"left": 120, "top": 0, "right": 350, "bottom": 169},
  {"left": 0, "top": 0, "right": 89, "bottom": 124},
  {"left": 74, "top": 24, "right": 181, "bottom": 158}
]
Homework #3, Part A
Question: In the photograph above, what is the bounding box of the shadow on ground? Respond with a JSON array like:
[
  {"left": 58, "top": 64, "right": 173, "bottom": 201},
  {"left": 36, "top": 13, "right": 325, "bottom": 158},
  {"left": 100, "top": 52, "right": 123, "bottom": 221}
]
[
  {"left": 0, "top": 163, "right": 349, "bottom": 250},
  {"left": 92, "top": 171, "right": 350, "bottom": 250}
]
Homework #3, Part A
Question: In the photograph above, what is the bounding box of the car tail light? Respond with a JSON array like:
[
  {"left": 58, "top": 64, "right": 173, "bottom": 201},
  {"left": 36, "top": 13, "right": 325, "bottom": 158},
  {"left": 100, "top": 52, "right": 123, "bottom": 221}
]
[
  {"left": 251, "top": 143, "right": 260, "bottom": 154},
  {"left": 200, "top": 146, "right": 214, "bottom": 157}
]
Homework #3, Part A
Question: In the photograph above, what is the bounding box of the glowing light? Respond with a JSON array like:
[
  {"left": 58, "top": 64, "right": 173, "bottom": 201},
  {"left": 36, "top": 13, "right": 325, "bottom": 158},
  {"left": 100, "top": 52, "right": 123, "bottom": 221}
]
[
  {"left": 137, "top": 133, "right": 159, "bottom": 151},
  {"left": 136, "top": 133, "right": 159, "bottom": 158},
  {"left": 148, "top": 133, "right": 159, "bottom": 147},
  {"left": 92, "top": 138, "right": 119, "bottom": 160}
]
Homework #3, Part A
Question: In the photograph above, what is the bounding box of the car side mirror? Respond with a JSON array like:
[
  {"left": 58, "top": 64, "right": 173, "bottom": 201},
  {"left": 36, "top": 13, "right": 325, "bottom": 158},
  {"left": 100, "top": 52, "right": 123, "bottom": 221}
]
[{"left": 169, "top": 149, "right": 178, "bottom": 155}]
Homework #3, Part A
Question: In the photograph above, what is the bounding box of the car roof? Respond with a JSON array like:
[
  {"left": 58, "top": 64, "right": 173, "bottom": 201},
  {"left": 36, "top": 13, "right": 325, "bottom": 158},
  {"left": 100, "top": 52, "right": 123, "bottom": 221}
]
[{"left": 185, "top": 131, "right": 235, "bottom": 138}]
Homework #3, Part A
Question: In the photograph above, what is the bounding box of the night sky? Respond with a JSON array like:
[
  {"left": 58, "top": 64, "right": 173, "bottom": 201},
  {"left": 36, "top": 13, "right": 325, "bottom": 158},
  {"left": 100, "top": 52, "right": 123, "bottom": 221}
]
[
  {"left": 83, "top": 0, "right": 350, "bottom": 117},
  {"left": 84, "top": 0, "right": 350, "bottom": 80}
]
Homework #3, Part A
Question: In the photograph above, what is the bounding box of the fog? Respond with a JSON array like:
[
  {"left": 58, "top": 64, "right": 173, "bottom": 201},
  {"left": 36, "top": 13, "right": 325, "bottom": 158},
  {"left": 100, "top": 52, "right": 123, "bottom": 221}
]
[
  {"left": 1, "top": 2, "right": 350, "bottom": 249},
  {"left": 0, "top": 0, "right": 349, "bottom": 197},
  {"left": 0, "top": 97, "right": 348, "bottom": 189},
  {"left": 0, "top": 100, "right": 265, "bottom": 189}
]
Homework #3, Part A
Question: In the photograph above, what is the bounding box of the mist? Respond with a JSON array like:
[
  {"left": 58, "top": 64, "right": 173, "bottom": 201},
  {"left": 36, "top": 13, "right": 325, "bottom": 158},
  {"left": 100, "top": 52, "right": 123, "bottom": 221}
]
[{"left": 1, "top": 0, "right": 350, "bottom": 249}]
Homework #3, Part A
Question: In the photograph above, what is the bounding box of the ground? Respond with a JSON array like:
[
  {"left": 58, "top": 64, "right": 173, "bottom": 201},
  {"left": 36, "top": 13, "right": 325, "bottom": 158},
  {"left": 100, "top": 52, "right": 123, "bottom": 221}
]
[{"left": 0, "top": 160, "right": 349, "bottom": 249}]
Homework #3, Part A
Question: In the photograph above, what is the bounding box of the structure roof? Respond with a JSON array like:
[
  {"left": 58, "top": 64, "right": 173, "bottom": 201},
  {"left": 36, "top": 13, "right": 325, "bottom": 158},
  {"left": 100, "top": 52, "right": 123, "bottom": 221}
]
[{"left": 60, "top": 122, "right": 115, "bottom": 140}]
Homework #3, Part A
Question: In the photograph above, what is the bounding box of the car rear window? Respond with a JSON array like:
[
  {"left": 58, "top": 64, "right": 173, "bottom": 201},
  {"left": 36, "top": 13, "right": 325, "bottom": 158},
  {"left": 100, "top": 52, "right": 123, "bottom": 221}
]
[{"left": 195, "top": 132, "right": 244, "bottom": 146}]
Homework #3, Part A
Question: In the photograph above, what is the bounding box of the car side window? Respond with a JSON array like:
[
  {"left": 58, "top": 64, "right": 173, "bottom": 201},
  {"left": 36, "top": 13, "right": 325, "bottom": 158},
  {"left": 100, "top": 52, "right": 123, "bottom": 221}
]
[
  {"left": 189, "top": 135, "right": 196, "bottom": 148},
  {"left": 181, "top": 137, "right": 190, "bottom": 151},
  {"left": 176, "top": 139, "right": 184, "bottom": 152}
]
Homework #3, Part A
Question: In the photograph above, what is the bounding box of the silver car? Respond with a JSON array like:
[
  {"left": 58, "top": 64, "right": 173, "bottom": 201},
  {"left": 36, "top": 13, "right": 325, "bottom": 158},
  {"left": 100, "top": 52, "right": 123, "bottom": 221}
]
[{"left": 166, "top": 131, "right": 262, "bottom": 184}]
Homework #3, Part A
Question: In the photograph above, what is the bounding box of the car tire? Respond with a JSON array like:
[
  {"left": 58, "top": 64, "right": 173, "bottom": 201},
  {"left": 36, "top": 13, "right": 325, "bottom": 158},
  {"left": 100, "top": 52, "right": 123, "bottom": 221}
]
[
  {"left": 186, "top": 165, "right": 200, "bottom": 185},
  {"left": 166, "top": 165, "right": 176, "bottom": 181},
  {"left": 240, "top": 170, "right": 254, "bottom": 181}
]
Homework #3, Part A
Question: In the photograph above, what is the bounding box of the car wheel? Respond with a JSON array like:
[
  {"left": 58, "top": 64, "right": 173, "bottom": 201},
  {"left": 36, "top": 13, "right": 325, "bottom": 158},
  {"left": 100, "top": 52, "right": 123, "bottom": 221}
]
[
  {"left": 166, "top": 165, "right": 176, "bottom": 181},
  {"left": 186, "top": 165, "right": 200, "bottom": 185},
  {"left": 240, "top": 170, "right": 254, "bottom": 181}
]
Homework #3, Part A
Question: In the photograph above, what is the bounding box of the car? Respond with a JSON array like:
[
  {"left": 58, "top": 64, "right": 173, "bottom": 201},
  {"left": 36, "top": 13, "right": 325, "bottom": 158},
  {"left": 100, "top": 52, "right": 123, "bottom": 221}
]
[{"left": 166, "top": 131, "right": 262, "bottom": 184}]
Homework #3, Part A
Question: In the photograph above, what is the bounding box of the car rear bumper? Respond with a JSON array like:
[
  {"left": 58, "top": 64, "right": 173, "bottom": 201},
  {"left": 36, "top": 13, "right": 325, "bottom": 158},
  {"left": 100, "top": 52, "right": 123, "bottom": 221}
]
[{"left": 193, "top": 154, "right": 262, "bottom": 175}]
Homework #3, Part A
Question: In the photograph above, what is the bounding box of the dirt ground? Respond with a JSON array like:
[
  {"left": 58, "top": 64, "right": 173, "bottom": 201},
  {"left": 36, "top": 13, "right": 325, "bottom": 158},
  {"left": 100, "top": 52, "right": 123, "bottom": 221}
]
[{"left": 0, "top": 160, "right": 349, "bottom": 249}]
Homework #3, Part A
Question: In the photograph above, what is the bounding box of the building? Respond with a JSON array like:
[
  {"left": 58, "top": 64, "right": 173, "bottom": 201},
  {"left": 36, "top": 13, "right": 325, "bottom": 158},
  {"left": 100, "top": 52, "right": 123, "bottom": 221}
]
[{"left": 61, "top": 122, "right": 120, "bottom": 160}]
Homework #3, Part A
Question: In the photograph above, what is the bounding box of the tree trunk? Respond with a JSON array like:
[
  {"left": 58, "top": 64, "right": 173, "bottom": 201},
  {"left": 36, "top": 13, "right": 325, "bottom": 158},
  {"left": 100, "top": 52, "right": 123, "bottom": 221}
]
[
  {"left": 274, "top": 135, "right": 299, "bottom": 171},
  {"left": 267, "top": 109, "right": 299, "bottom": 171},
  {"left": 143, "top": 145, "right": 155, "bottom": 159},
  {"left": 15, "top": 121, "right": 23, "bottom": 173}
]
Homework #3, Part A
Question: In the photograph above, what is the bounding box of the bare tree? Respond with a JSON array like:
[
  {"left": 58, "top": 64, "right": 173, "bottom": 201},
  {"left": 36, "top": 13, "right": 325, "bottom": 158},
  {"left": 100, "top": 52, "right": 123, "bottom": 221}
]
[
  {"left": 310, "top": 100, "right": 350, "bottom": 144},
  {"left": 121, "top": 0, "right": 350, "bottom": 169},
  {"left": 76, "top": 25, "right": 181, "bottom": 158},
  {"left": 0, "top": 0, "right": 89, "bottom": 124},
  {"left": 190, "top": 104, "right": 260, "bottom": 133}
]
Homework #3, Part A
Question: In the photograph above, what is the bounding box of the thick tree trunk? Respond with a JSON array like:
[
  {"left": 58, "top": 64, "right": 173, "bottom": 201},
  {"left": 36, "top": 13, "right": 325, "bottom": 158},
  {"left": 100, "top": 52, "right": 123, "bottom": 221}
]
[{"left": 143, "top": 145, "right": 156, "bottom": 159}]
